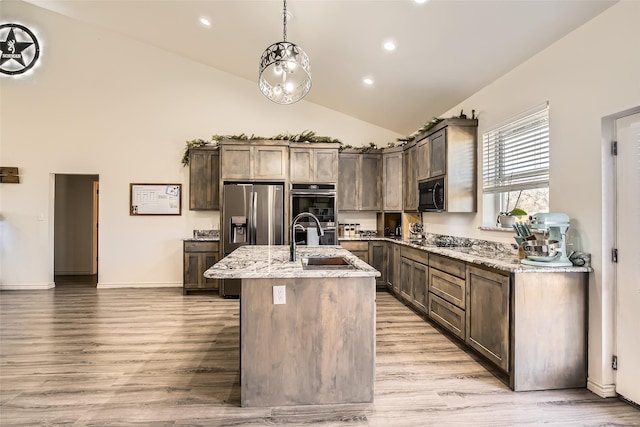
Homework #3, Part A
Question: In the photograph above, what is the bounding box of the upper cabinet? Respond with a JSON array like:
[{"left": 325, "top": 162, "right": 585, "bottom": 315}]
[
  {"left": 338, "top": 150, "right": 382, "bottom": 211},
  {"left": 403, "top": 142, "right": 418, "bottom": 212},
  {"left": 289, "top": 143, "right": 340, "bottom": 183},
  {"left": 411, "top": 118, "right": 478, "bottom": 213},
  {"left": 416, "top": 138, "right": 431, "bottom": 181},
  {"left": 220, "top": 140, "right": 289, "bottom": 181},
  {"left": 189, "top": 147, "right": 220, "bottom": 210},
  {"left": 428, "top": 128, "right": 446, "bottom": 178},
  {"left": 382, "top": 147, "right": 403, "bottom": 212}
]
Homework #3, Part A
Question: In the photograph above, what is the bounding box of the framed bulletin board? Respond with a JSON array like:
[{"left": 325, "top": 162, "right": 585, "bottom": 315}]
[{"left": 130, "top": 183, "right": 182, "bottom": 215}]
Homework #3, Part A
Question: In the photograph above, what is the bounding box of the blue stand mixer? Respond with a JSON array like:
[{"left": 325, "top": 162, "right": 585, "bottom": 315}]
[{"left": 520, "top": 212, "right": 573, "bottom": 267}]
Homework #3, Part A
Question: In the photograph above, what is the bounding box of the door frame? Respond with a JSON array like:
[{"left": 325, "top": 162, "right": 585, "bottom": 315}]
[
  {"left": 92, "top": 180, "right": 99, "bottom": 275},
  {"left": 598, "top": 106, "right": 640, "bottom": 398}
]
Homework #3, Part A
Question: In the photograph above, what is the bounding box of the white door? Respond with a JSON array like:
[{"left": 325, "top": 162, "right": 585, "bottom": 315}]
[{"left": 615, "top": 112, "right": 640, "bottom": 404}]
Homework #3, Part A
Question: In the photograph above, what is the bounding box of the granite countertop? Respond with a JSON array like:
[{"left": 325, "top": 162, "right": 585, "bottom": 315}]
[
  {"left": 204, "top": 245, "right": 381, "bottom": 279},
  {"left": 184, "top": 230, "right": 220, "bottom": 242},
  {"left": 183, "top": 237, "right": 220, "bottom": 242},
  {"left": 340, "top": 236, "right": 592, "bottom": 274}
]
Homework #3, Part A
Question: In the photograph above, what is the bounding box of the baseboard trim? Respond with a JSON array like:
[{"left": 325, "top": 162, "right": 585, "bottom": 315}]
[
  {"left": 0, "top": 283, "right": 55, "bottom": 290},
  {"left": 97, "top": 282, "right": 181, "bottom": 289},
  {"left": 55, "top": 271, "right": 94, "bottom": 275},
  {"left": 587, "top": 379, "right": 617, "bottom": 398}
]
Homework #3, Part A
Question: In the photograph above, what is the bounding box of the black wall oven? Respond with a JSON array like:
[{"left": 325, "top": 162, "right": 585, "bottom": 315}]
[
  {"left": 418, "top": 177, "right": 445, "bottom": 212},
  {"left": 290, "top": 183, "right": 337, "bottom": 245}
]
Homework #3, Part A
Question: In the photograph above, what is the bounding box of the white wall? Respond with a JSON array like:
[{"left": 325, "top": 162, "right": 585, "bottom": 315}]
[
  {"left": 0, "top": 1, "right": 401, "bottom": 289},
  {"left": 429, "top": 0, "right": 640, "bottom": 397}
]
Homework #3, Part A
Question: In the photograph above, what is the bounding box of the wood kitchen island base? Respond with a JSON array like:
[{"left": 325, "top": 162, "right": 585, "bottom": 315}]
[{"left": 240, "top": 276, "right": 376, "bottom": 407}]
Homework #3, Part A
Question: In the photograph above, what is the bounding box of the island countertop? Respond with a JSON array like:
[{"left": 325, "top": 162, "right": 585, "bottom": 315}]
[{"left": 203, "top": 245, "right": 381, "bottom": 279}]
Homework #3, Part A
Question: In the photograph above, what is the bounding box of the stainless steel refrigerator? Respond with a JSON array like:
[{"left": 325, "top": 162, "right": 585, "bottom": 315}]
[{"left": 221, "top": 183, "right": 284, "bottom": 297}]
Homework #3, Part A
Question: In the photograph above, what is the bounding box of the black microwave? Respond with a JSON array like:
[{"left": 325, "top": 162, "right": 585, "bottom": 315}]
[{"left": 418, "top": 178, "right": 445, "bottom": 212}]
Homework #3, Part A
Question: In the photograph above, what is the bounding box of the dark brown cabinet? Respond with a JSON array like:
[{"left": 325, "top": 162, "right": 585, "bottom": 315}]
[
  {"left": 381, "top": 239, "right": 588, "bottom": 391},
  {"left": 183, "top": 241, "right": 220, "bottom": 295},
  {"left": 361, "top": 153, "right": 382, "bottom": 211},
  {"left": 290, "top": 144, "right": 339, "bottom": 183},
  {"left": 416, "top": 138, "right": 431, "bottom": 181},
  {"left": 369, "top": 241, "right": 387, "bottom": 288},
  {"left": 387, "top": 243, "right": 401, "bottom": 294},
  {"left": 403, "top": 142, "right": 418, "bottom": 211},
  {"left": 428, "top": 253, "right": 467, "bottom": 339},
  {"left": 189, "top": 147, "right": 220, "bottom": 210},
  {"left": 465, "top": 265, "right": 510, "bottom": 371},
  {"left": 220, "top": 141, "right": 289, "bottom": 181},
  {"left": 399, "top": 246, "right": 429, "bottom": 313},
  {"left": 339, "top": 240, "right": 369, "bottom": 263},
  {"left": 382, "top": 147, "right": 403, "bottom": 211},
  {"left": 408, "top": 119, "right": 477, "bottom": 212},
  {"left": 428, "top": 128, "right": 446, "bottom": 177},
  {"left": 338, "top": 151, "right": 382, "bottom": 211}
]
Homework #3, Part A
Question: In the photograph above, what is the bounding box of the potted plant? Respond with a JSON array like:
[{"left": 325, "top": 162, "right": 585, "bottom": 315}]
[{"left": 497, "top": 191, "right": 527, "bottom": 228}]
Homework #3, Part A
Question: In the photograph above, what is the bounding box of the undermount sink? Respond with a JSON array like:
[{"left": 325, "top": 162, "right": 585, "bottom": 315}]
[{"left": 301, "top": 256, "right": 356, "bottom": 270}]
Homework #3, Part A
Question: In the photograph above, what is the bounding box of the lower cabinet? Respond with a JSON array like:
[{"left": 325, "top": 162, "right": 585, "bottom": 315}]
[
  {"left": 387, "top": 243, "right": 401, "bottom": 294},
  {"left": 428, "top": 253, "right": 467, "bottom": 337},
  {"left": 340, "top": 240, "right": 369, "bottom": 263},
  {"left": 382, "top": 240, "right": 587, "bottom": 391},
  {"left": 399, "top": 247, "right": 429, "bottom": 313},
  {"left": 183, "top": 241, "right": 220, "bottom": 295},
  {"left": 369, "top": 241, "right": 387, "bottom": 288},
  {"left": 465, "top": 265, "right": 510, "bottom": 372},
  {"left": 428, "top": 293, "right": 465, "bottom": 339}
]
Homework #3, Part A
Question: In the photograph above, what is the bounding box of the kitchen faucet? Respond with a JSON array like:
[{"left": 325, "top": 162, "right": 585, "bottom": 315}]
[{"left": 290, "top": 212, "right": 325, "bottom": 261}]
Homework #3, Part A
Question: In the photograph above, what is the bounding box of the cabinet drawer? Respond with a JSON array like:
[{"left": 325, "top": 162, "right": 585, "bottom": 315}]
[
  {"left": 430, "top": 268, "right": 466, "bottom": 309},
  {"left": 340, "top": 241, "right": 369, "bottom": 252},
  {"left": 184, "top": 241, "right": 218, "bottom": 252},
  {"left": 400, "top": 246, "right": 429, "bottom": 266},
  {"left": 428, "top": 293, "right": 465, "bottom": 340},
  {"left": 429, "top": 253, "right": 465, "bottom": 279}
]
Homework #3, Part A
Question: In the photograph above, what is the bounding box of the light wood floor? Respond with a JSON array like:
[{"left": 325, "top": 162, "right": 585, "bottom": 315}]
[{"left": 1, "top": 287, "right": 638, "bottom": 426}]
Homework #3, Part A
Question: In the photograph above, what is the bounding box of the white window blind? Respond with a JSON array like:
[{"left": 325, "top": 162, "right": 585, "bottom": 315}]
[{"left": 483, "top": 103, "right": 550, "bottom": 194}]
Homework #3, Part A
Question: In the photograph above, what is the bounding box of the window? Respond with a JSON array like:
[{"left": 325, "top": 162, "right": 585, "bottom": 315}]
[{"left": 482, "top": 103, "right": 550, "bottom": 222}]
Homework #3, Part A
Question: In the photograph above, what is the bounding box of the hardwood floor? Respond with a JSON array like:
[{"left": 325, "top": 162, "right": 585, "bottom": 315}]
[{"left": 1, "top": 287, "right": 638, "bottom": 426}]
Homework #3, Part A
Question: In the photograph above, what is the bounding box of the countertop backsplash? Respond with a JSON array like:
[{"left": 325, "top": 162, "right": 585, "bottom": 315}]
[{"left": 190, "top": 229, "right": 220, "bottom": 240}]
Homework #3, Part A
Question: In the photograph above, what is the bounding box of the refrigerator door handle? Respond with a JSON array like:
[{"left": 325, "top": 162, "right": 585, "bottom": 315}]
[{"left": 251, "top": 191, "right": 258, "bottom": 245}]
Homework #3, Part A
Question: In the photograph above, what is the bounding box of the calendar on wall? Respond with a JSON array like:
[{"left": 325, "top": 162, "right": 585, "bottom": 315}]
[{"left": 129, "top": 183, "right": 182, "bottom": 215}]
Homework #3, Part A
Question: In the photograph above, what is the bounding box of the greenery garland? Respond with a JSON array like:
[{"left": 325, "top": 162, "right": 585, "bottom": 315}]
[{"left": 182, "top": 112, "right": 473, "bottom": 166}]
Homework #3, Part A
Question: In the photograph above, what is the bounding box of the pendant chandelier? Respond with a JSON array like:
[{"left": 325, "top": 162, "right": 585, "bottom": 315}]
[{"left": 258, "top": 0, "right": 311, "bottom": 104}]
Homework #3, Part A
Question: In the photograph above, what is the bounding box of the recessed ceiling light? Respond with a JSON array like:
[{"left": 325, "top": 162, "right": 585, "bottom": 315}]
[
  {"left": 363, "top": 77, "right": 374, "bottom": 86},
  {"left": 383, "top": 40, "right": 397, "bottom": 52},
  {"left": 199, "top": 17, "right": 212, "bottom": 27},
  {"left": 414, "top": 0, "right": 429, "bottom": 4}
]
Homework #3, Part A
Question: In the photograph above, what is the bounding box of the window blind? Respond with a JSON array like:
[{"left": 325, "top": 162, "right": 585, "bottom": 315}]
[{"left": 483, "top": 104, "right": 549, "bottom": 194}]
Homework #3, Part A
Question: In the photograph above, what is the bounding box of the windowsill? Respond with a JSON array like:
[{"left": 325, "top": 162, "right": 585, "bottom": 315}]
[
  {"left": 480, "top": 226, "right": 515, "bottom": 232},
  {"left": 479, "top": 225, "right": 544, "bottom": 235}
]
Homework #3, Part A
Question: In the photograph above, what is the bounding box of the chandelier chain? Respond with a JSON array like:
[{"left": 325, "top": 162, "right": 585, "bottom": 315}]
[{"left": 283, "top": 0, "right": 288, "bottom": 42}]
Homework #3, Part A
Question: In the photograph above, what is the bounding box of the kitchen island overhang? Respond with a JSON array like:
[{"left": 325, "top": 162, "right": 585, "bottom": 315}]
[{"left": 204, "top": 245, "right": 380, "bottom": 407}]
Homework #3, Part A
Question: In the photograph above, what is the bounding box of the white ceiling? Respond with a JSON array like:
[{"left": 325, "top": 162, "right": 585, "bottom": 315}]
[{"left": 24, "top": 0, "right": 617, "bottom": 136}]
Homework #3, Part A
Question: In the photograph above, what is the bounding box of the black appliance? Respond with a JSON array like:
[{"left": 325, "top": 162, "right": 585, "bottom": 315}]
[
  {"left": 290, "top": 183, "right": 337, "bottom": 245},
  {"left": 418, "top": 177, "right": 445, "bottom": 212}
]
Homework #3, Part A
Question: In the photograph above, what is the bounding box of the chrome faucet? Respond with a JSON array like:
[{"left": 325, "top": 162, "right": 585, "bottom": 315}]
[{"left": 290, "top": 212, "right": 325, "bottom": 261}]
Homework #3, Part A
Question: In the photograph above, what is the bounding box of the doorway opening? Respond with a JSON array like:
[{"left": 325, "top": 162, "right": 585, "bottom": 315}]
[{"left": 54, "top": 174, "right": 99, "bottom": 287}]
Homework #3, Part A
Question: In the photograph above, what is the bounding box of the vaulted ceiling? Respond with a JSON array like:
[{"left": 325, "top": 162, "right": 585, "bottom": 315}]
[{"left": 24, "top": 0, "right": 617, "bottom": 135}]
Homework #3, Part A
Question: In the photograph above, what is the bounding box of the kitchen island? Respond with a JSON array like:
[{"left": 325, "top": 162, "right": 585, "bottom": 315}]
[{"left": 204, "top": 245, "right": 380, "bottom": 407}]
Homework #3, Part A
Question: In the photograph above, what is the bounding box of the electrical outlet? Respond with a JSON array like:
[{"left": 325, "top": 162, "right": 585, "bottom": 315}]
[{"left": 273, "top": 285, "right": 286, "bottom": 305}]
